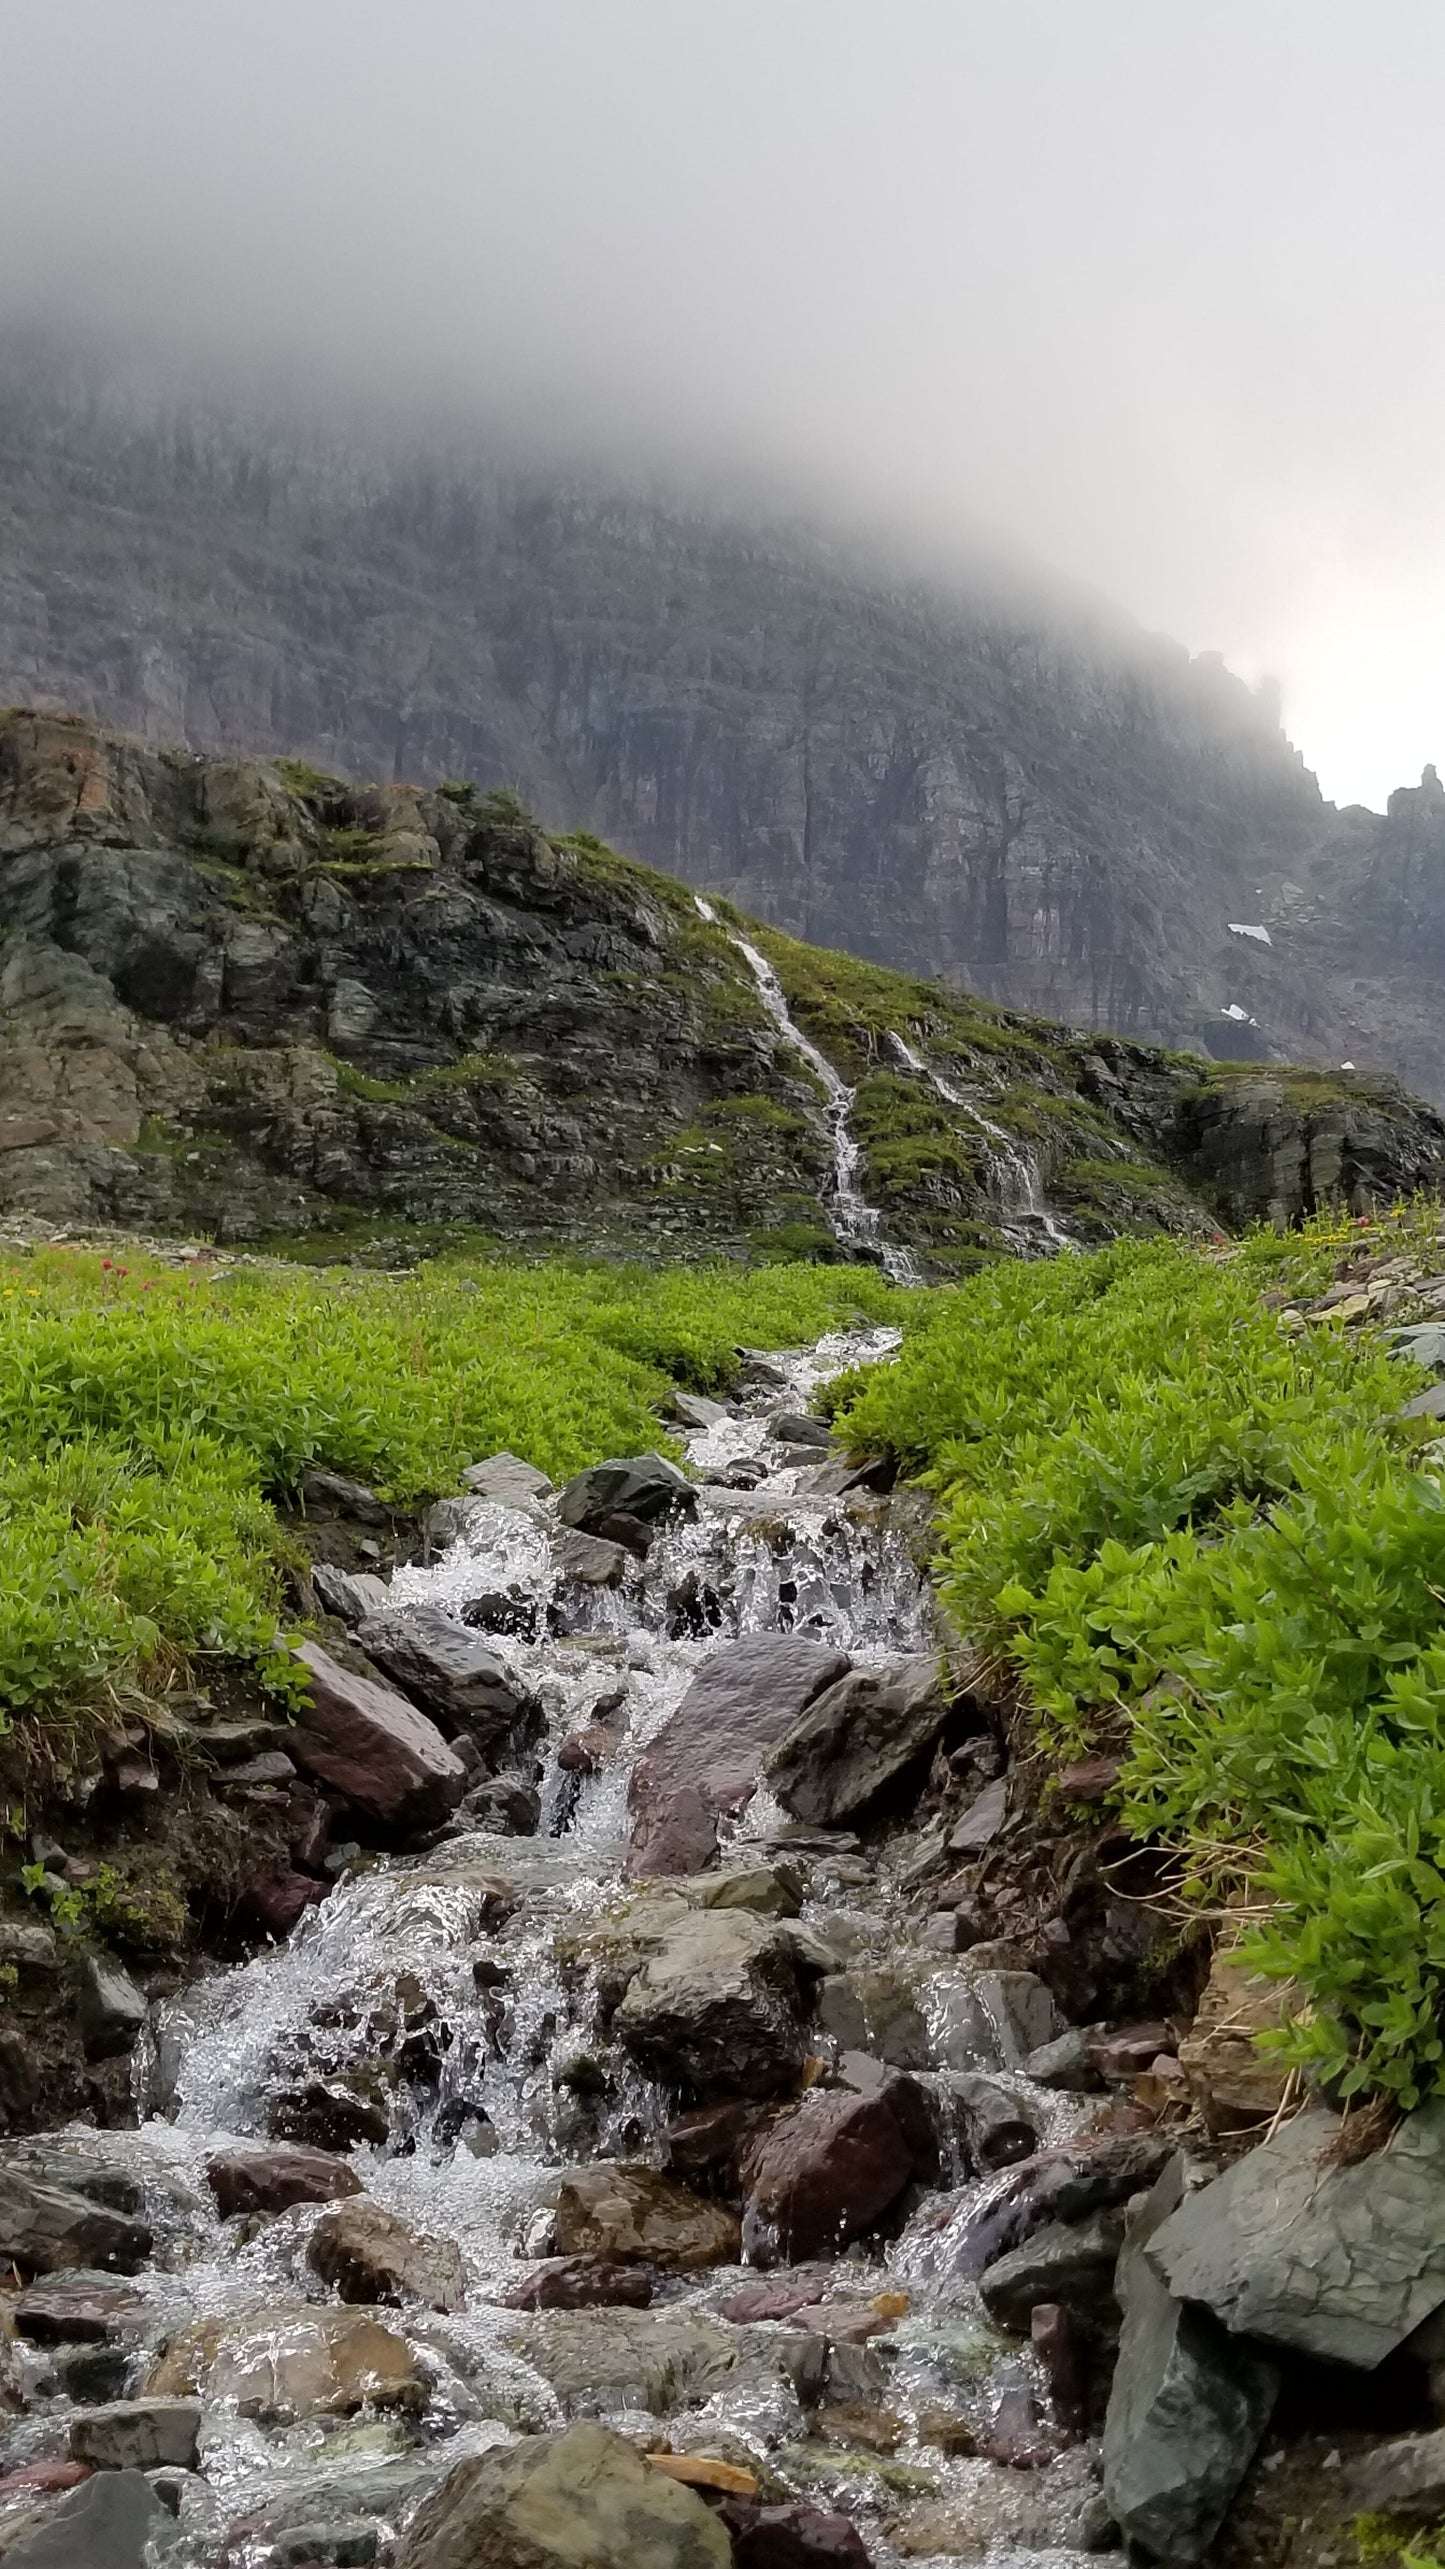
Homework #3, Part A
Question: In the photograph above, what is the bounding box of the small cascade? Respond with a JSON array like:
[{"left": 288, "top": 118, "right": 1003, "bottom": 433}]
[
  {"left": 890, "top": 1030, "right": 1072, "bottom": 1255},
  {"left": 696, "top": 897, "right": 922, "bottom": 1284}
]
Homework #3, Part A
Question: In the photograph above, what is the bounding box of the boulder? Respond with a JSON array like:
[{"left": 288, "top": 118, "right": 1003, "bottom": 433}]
[
  {"left": 929, "top": 1967, "right": 1064, "bottom": 2070},
  {"left": 307, "top": 2197, "right": 467, "bottom": 2312},
  {"left": 270, "top": 2077, "right": 390, "bottom": 2151},
  {"left": 311, "top": 1564, "right": 391, "bottom": 1625},
  {"left": 717, "top": 2499, "right": 873, "bottom": 2566},
  {"left": 0, "top": 2166, "right": 151, "bottom": 2275},
  {"left": 741, "top": 2089, "right": 915, "bottom": 2265},
  {"left": 13, "top": 2275, "right": 146, "bottom": 2344},
  {"left": 671, "top": 1393, "right": 729, "bottom": 1430},
  {"left": 465, "top": 1769, "right": 543, "bottom": 1834},
  {"left": 553, "top": 1527, "right": 629, "bottom": 1587},
  {"left": 946, "top": 2072, "right": 1040, "bottom": 2172},
  {"left": 242, "top": 1866, "right": 327, "bottom": 1937},
  {"left": 147, "top": 2306, "right": 424, "bottom": 2420},
  {"left": 1147, "top": 2101, "right": 1445, "bottom": 2368},
  {"left": 354, "top": 1607, "right": 537, "bottom": 1748},
  {"left": 947, "top": 1779, "right": 1009, "bottom": 1853},
  {"left": 76, "top": 1956, "right": 147, "bottom": 2061},
  {"left": 681, "top": 1863, "right": 803, "bottom": 1918},
  {"left": 936, "top": 2129, "right": 1176, "bottom": 2282},
  {"left": 549, "top": 2164, "right": 740, "bottom": 2272},
  {"left": 69, "top": 2397, "right": 201, "bottom": 2472},
  {"left": 505, "top": 2307, "right": 823, "bottom": 2418},
  {"left": 557, "top": 1456, "right": 697, "bottom": 1551},
  {"left": 301, "top": 1469, "right": 391, "bottom": 1526},
  {"left": 816, "top": 1969, "right": 930, "bottom": 2070},
  {"left": 764, "top": 1656, "right": 950, "bottom": 1829},
  {"left": 627, "top": 1636, "right": 850, "bottom": 1876},
  {"left": 1175, "top": 1942, "right": 1299, "bottom": 2130},
  {"left": 979, "top": 2213, "right": 1124, "bottom": 2331},
  {"left": 1, "top": 2468, "right": 170, "bottom": 2568},
  {"left": 1102, "top": 2155, "right": 1277, "bottom": 2565},
  {"left": 395, "top": 2420, "right": 729, "bottom": 2569},
  {"left": 461, "top": 1452, "right": 554, "bottom": 1506},
  {"left": 289, "top": 1642, "right": 468, "bottom": 1830},
  {"left": 614, "top": 1909, "right": 807, "bottom": 2097},
  {"left": 499, "top": 2258, "right": 655, "bottom": 2312},
  {"left": 1349, "top": 2426, "right": 1445, "bottom": 2520},
  {"left": 1023, "top": 2031, "right": 1102, "bottom": 2093}
]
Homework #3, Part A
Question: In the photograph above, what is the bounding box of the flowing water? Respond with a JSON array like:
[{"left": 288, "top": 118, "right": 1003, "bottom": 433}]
[
  {"left": 887, "top": 1035, "right": 1071, "bottom": 1257},
  {"left": 10, "top": 1334, "right": 1105, "bottom": 2567},
  {"left": 695, "top": 899, "right": 923, "bottom": 1286}
]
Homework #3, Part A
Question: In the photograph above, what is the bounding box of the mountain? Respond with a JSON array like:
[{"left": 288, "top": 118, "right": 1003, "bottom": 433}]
[
  {"left": 0, "top": 339, "right": 1442, "bottom": 1100},
  {"left": 2, "top": 709, "right": 1440, "bottom": 1270}
]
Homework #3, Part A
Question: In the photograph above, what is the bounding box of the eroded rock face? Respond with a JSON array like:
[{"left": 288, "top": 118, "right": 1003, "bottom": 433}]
[
  {"left": 627, "top": 1638, "right": 851, "bottom": 1877},
  {"left": 289, "top": 1643, "right": 469, "bottom": 1832},
  {"left": 396, "top": 2421, "right": 731, "bottom": 2569}
]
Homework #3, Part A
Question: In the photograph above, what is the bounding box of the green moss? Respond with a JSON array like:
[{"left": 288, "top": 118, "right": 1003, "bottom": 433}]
[{"left": 275, "top": 757, "right": 346, "bottom": 802}]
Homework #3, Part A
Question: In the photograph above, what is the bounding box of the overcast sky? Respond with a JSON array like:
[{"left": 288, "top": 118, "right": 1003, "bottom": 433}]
[{"left": 2, "top": 0, "right": 1441, "bottom": 807}]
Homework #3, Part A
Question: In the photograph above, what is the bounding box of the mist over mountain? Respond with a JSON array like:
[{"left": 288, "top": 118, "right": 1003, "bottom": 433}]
[{"left": 3, "top": 337, "right": 1443, "bottom": 1099}]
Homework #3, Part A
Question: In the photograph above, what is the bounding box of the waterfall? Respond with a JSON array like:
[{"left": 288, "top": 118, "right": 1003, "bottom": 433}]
[
  {"left": 889, "top": 1029, "right": 1071, "bottom": 1254},
  {"left": 695, "top": 898, "right": 922, "bottom": 1284}
]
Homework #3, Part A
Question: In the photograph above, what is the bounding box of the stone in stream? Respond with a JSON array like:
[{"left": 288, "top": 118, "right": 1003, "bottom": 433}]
[
  {"left": 0, "top": 2165, "right": 152, "bottom": 2275},
  {"left": 670, "top": 1392, "right": 729, "bottom": 1430},
  {"left": 553, "top": 1526, "right": 629, "bottom": 1587},
  {"left": 396, "top": 2420, "right": 730, "bottom": 2569},
  {"left": 945, "top": 2071, "right": 1041, "bottom": 2172},
  {"left": 76, "top": 1955, "right": 147, "bottom": 2061},
  {"left": 12, "top": 2274, "right": 146, "bottom": 2344},
  {"left": 740, "top": 2089, "right": 916, "bottom": 2265},
  {"left": 499, "top": 2257, "right": 655, "bottom": 2311},
  {"left": 0, "top": 2468, "right": 171, "bottom": 2568},
  {"left": 556, "top": 1455, "right": 698, "bottom": 1553},
  {"left": 935, "top": 2128, "right": 1176, "bottom": 2281},
  {"left": 354, "top": 1606, "right": 539, "bottom": 1748},
  {"left": 1102, "top": 2154, "right": 1277, "bottom": 2565},
  {"left": 148, "top": 2305, "right": 425, "bottom": 2421},
  {"left": 289, "top": 1642, "right": 469, "bottom": 1831},
  {"left": 68, "top": 2397, "right": 201, "bottom": 2472},
  {"left": 504, "top": 2307, "right": 824, "bottom": 2418},
  {"left": 547, "top": 2163, "right": 740, "bottom": 2272},
  {"left": 614, "top": 1909, "right": 809, "bottom": 2097},
  {"left": 1147, "top": 2099, "right": 1445, "bottom": 2367},
  {"left": 764, "top": 1654, "right": 950, "bottom": 1828},
  {"left": 461, "top": 1450, "right": 554, "bottom": 1506},
  {"left": 311, "top": 1563, "right": 391, "bottom": 1625},
  {"left": 717, "top": 2498, "right": 873, "bottom": 2566},
  {"left": 679, "top": 1862, "right": 804, "bottom": 1918},
  {"left": 627, "top": 1634, "right": 851, "bottom": 1876},
  {"left": 307, "top": 2197, "right": 467, "bottom": 2312},
  {"left": 1023, "top": 2030, "right": 1102, "bottom": 2092},
  {"left": 270, "top": 2077, "right": 391, "bottom": 2151},
  {"left": 978, "top": 2211, "right": 1125, "bottom": 2331}
]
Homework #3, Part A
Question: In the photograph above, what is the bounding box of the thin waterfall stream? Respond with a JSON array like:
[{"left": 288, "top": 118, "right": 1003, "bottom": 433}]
[
  {"left": 0, "top": 1329, "right": 1107, "bottom": 2568},
  {"left": 887, "top": 1034, "right": 1072, "bottom": 1256}
]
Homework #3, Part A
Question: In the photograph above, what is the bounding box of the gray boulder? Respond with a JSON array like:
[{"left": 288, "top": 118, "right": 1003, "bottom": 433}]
[
  {"left": 69, "top": 2396, "right": 201, "bottom": 2471},
  {"left": 290, "top": 1643, "right": 468, "bottom": 1832},
  {"left": 764, "top": 1653, "right": 950, "bottom": 1827},
  {"left": 553, "top": 1527, "right": 629, "bottom": 1587},
  {"left": 627, "top": 1634, "right": 849, "bottom": 1875},
  {"left": 1349, "top": 2425, "right": 1445, "bottom": 2520},
  {"left": 311, "top": 1563, "right": 391, "bottom": 1625},
  {"left": 614, "top": 1909, "right": 806, "bottom": 2096},
  {"left": 1391, "top": 1323, "right": 1445, "bottom": 1371},
  {"left": 929, "top": 1966, "right": 1065, "bottom": 2070},
  {"left": 461, "top": 1451, "right": 554, "bottom": 1506},
  {"left": 1103, "top": 2155, "right": 1277, "bottom": 2564},
  {"left": 979, "top": 2211, "right": 1124, "bottom": 2330},
  {"left": 77, "top": 1956, "right": 147, "bottom": 2061},
  {"left": 396, "top": 2420, "right": 729, "bottom": 2568},
  {"left": 0, "top": 2165, "right": 152, "bottom": 2275},
  {"left": 556, "top": 1455, "right": 697, "bottom": 1547},
  {"left": 355, "top": 1606, "right": 538, "bottom": 1749},
  {"left": 670, "top": 1393, "right": 728, "bottom": 1430},
  {"left": 2, "top": 2469, "right": 172, "bottom": 2566},
  {"left": 1147, "top": 2100, "right": 1445, "bottom": 2368}
]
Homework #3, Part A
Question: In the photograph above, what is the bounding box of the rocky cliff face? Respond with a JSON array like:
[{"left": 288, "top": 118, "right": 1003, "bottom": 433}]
[
  {"left": 9, "top": 345, "right": 1444, "bottom": 1099},
  {"left": 2, "top": 712, "right": 1440, "bottom": 1266}
]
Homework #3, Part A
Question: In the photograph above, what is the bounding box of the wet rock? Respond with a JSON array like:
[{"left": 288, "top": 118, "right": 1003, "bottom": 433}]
[
  {"left": 1, "top": 2467, "right": 170, "bottom": 2568},
  {"left": 312, "top": 1564, "right": 391, "bottom": 1625},
  {"left": 557, "top": 1725, "right": 612, "bottom": 1774},
  {"left": 947, "top": 1777, "right": 1009, "bottom": 1853},
  {"left": 979, "top": 2212, "right": 1124, "bottom": 2331},
  {"left": 930, "top": 1967, "right": 1064, "bottom": 2070},
  {"left": 0, "top": 2165, "right": 152, "bottom": 2275},
  {"left": 69, "top": 2397, "right": 201, "bottom": 2472},
  {"left": 557, "top": 1456, "right": 698, "bottom": 1550},
  {"left": 207, "top": 2145, "right": 364, "bottom": 2220},
  {"left": 936, "top": 2129, "right": 1175, "bottom": 2281},
  {"left": 396, "top": 2420, "right": 729, "bottom": 2569},
  {"left": 1063, "top": 2492, "right": 1122, "bottom": 2552},
  {"left": 1102, "top": 2155, "right": 1277, "bottom": 2565},
  {"left": 663, "top": 2100, "right": 765, "bottom": 2185},
  {"left": 671, "top": 1393, "right": 729, "bottom": 1430},
  {"left": 549, "top": 2163, "right": 741, "bottom": 2272},
  {"left": 918, "top": 1911, "right": 973, "bottom": 1955},
  {"left": 741, "top": 2089, "right": 915, "bottom": 2265},
  {"left": 290, "top": 1643, "right": 468, "bottom": 1832},
  {"left": 815, "top": 1968, "right": 930, "bottom": 2069},
  {"left": 50, "top": 2343, "right": 131, "bottom": 2402},
  {"left": 148, "top": 2306, "right": 425, "bottom": 2421},
  {"left": 244, "top": 1864, "right": 328, "bottom": 1936},
  {"left": 614, "top": 1909, "right": 808, "bottom": 2097},
  {"left": 499, "top": 2258, "right": 654, "bottom": 2311},
  {"left": 0, "top": 2460, "right": 94, "bottom": 2501},
  {"left": 461, "top": 1451, "right": 554, "bottom": 1506},
  {"left": 270, "top": 2078, "right": 390, "bottom": 2151},
  {"left": 1090, "top": 2021, "right": 1175, "bottom": 2079},
  {"left": 716, "top": 2497, "right": 873, "bottom": 2566},
  {"left": 1023, "top": 2030, "right": 1103, "bottom": 2092},
  {"left": 1174, "top": 1942, "right": 1298, "bottom": 2130},
  {"left": 721, "top": 2279, "right": 826, "bottom": 2323},
  {"left": 1030, "top": 2302, "right": 1088, "bottom": 2433},
  {"left": 627, "top": 1635, "right": 850, "bottom": 1876},
  {"left": 552, "top": 1526, "right": 629, "bottom": 1587},
  {"left": 1349, "top": 2425, "right": 1445, "bottom": 2519},
  {"left": 308, "top": 2197, "right": 467, "bottom": 2312},
  {"left": 681, "top": 1863, "right": 804, "bottom": 1918},
  {"left": 765, "top": 1656, "right": 950, "bottom": 1829},
  {"left": 0, "top": 1922, "right": 58, "bottom": 1972},
  {"left": 76, "top": 1955, "right": 147, "bottom": 2061},
  {"left": 354, "top": 1607, "right": 537, "bottom": 1750},
  {"left": 13, "top": 2274, "right": 146, "bottom": 2344},
  {"left": 505, "top": 2305, "right": 822, "bottom": 2417},
  {"left": 1147, "top": 2100, "right": 1445, "bottom": 2367},
  {"left": 947, "top": 2072, "right": 1040, "bottom": 2172}
]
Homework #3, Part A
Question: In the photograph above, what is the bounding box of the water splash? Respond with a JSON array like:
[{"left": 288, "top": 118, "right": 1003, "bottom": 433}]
[{"left": 889, "top": 1031, "right": 1071, "bottom": 1255}]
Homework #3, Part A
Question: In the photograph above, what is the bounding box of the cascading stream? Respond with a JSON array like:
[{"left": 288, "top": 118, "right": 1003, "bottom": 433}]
[
  {"left": 6, "top": 1326, "right": 1101, "bottom": 2569},
  {"left": 889, "top": 1031, "right": 1072, "bottom": 1255},
  {"left": 696, "top": 897, "right": 922, "bottom": 1285}
]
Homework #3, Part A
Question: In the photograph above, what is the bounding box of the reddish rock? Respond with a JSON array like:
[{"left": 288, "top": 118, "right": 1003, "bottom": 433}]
[
  {"left": 665, "top": 2100, "right": 764, "bottom": 2184},
  {"left": 557, "top": 1726, "right": 612, "bottom": 1774},
  {"left": 717, "top": 2497, "right": 874, "bottom": 2566},
  {"left": 720, "top": 2279, "right": 827, "bottom": 2324},
  {"left": 12, "top": 2278, "right": 146, "bottom": 2344},
  {"left": 0, "top": 2458, "right": 93, "bottom": 2499},
  {"left": 244, "top": 1866, "right": 328, "bottom": 1937},
  {"left": 1057, "top": 1755, "right": 1123, "bottom": 1803},
  {"left": 1090, "top": 2022, "right": 1175, "bottom": 2079},
  {"left": 498, "top": 2257, "right": 654, "bottom": 2311},
  {"left": 796, "top": 2300, "right": 890, "bottom": 2345},
  {"left": 1032, "top": 2301, "right": 1088, "bottom": 2433},
  {"left": 741, "top": 2090, "right": 915, "bottom": 2266},
  {"left": 627, "top": 1636, "right": 850, "bottom": 1876},
  {"left": 289, "top": 1642, "right": 468, "bottom": 1832},
  {"left": 307, "top": 2196, "right": 466, "bottom": 2312},
  {"left": 979, "top": 2378, "right": 1066, "bottom": 2469},
  {"left": 207, "top": 2145, "right": 364, "bottom": 2219}
]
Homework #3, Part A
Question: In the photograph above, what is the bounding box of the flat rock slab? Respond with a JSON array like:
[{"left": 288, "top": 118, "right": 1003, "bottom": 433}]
[
  {"left": 765, "top": 1654, "right": 949, "bottom": 1828},
  {"left": 1147, "top": 2100, "right": 1445, "bottom": 2368},
  {"left": 396, "top": 2420, "right": 729, "bottom": 2569},
  {"left": 461, "top": 1451, "right": 554, "bottom": 1505},
  {"left": 148, "top": 2305, "right": 424, "bottom": 2422},
  {"left": 290, "top": 1642, "right": 468, "bottom": 1832},
  {"left": 627, "top": 1635, "right": 850, "bottom": 1876},
  {"left": 69, "top": 2396, "right": 201, "bottom": 2472},
  {"left": 12, "top": 2275, "right": 146, "bottom": 2344},
  {"left": 207, "top": 2144, "right": 363, "bottom": 2219}
]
